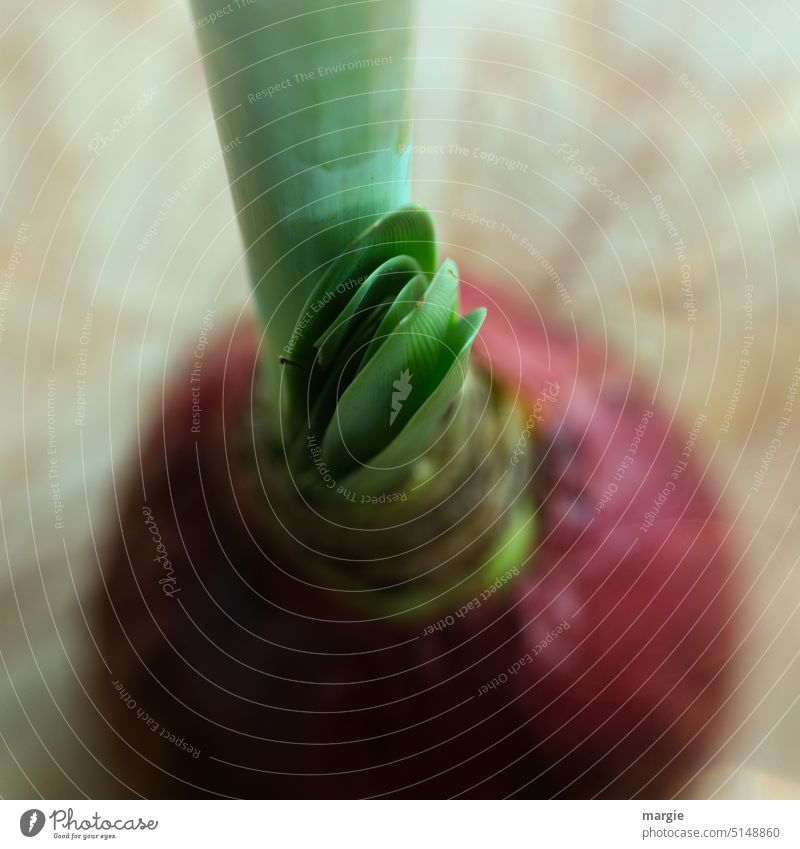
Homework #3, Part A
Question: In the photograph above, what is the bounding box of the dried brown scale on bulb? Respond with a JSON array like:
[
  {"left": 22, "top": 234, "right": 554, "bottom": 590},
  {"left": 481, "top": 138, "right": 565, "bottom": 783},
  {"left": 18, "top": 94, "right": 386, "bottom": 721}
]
[{"left": 94, "top": 282, "right": 740, "bottom": 799}]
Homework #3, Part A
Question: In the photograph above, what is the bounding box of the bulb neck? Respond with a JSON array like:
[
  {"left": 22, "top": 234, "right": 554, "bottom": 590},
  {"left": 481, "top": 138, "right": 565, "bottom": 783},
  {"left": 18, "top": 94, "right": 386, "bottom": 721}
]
[{"left": 232, "top": 364, "right": 538, "bottom": 623}]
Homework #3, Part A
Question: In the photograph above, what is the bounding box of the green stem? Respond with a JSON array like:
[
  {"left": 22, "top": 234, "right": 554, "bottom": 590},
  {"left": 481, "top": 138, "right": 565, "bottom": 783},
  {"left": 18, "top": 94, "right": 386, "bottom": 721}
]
[{"left": 190, "top": 0, "right": 417, "bottom": 373}]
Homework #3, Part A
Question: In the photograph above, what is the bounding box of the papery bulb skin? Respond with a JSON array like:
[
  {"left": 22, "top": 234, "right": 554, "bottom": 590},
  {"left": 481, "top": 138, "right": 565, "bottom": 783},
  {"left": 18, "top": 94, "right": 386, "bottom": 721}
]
[
  {"left": 464, "top": 282, "right": 739, "bottom": 797},
  {"left": 95, "top": 280, "right": 740, "bottom": 799}
]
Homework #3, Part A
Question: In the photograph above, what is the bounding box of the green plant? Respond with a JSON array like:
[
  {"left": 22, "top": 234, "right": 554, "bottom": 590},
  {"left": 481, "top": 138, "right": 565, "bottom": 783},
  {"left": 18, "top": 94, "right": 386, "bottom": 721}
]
[
  {"left": 191, "top": 0, "right": 496, "bottom": 497},
  {"left": 190, "top": 0, "right": 534, "bottom": 618}
]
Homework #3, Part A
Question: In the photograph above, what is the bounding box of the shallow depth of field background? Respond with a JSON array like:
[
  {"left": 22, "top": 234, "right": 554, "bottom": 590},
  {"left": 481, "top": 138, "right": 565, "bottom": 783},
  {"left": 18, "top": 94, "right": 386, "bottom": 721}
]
[{"left": 1, "top": 0, "right": 799, "bottom": 797}]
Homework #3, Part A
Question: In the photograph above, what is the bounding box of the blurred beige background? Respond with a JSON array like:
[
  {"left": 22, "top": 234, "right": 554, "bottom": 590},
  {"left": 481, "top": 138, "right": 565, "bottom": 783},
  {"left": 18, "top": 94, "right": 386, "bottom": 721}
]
[{"left": 1, "top": 0, "right": 799, "bottom": 797}]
